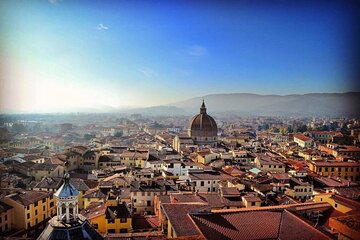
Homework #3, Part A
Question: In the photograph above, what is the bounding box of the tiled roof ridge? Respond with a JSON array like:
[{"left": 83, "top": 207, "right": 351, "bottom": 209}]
[
  {"left": 277, "top": 210, "right": 285, "bottom": 238},
  {"left": 211, "top": 202, "right": 331, "bottom": 213}
]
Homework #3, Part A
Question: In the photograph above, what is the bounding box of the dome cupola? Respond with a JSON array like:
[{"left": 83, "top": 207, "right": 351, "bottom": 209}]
[{"left": 188, "top": 100, "right": 218, "bottom": 147}]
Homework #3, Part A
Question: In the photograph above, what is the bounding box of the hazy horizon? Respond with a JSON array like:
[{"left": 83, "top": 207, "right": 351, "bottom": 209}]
[{"left": 1, "top": 0, "right": 359, "bottom": 113}]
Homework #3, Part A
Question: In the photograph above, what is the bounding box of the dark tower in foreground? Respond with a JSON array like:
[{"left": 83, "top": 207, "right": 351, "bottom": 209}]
[{"left": 37, "top": 162, "right": 103, "bottom": 240}]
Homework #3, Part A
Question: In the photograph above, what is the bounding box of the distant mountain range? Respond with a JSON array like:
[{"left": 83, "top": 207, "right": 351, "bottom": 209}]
[
  {"left": 2, "top": 92, "right": 359, "bottom": 117},
  {"left": 123, "top": 92, "right": 360, "bottom": 117}
]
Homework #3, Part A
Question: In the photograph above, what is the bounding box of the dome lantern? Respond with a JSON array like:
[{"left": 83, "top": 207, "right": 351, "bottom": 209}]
[{"left": 54, "top": 161, "right": 79, "bottom": 224}]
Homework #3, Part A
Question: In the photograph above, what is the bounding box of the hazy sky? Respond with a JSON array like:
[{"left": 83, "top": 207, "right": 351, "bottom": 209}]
[{"left": 0, "top": 0, "right": 359, "bottom": 112}]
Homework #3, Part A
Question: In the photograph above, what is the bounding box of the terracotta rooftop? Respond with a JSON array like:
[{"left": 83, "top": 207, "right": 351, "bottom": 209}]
[
  {"left": 190, "top": 209, "right": 331, "bottom": 240},
  {"left": 188, "top": 170, "right": 234, "bottom": 181},
  {"left": 0, "top": 200, "right": 13, "bottom": 213},
  {"left": 5, "top": 190, "right": 51, "bottom": 206},
  {"left": 83, "top": 188, "right": 107, "bottom": 199},
  {"left": 294, "top": 134, "right": 312, "bottom": 142},
  {"left": 310, "top": 161, "right": 360, "bottom": 167},
  {"left": 132, "top": 215, "right": 160, "bottom": 230},
  {"left": 329, "top": 214, "right": 360, "bottom": 240},
  {"left": 161, "top": 203, "right": 206, "bottom": 238}
]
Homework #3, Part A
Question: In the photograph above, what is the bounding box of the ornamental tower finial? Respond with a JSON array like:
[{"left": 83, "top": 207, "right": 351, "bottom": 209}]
[{"left": 200, "top": 99, "right": 206, "bottom": 114}]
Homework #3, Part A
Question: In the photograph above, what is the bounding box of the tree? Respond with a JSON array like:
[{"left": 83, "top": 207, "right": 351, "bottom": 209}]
[
  {"left": 298, "top": 124, "right": 308, "bottom": 133},
  {"left": 84, "top": 133, "right": 95, "bottom": 140},
  {"left": 114, "top": 131, "right": 123, "bottom": 137},
  {"left": 12, "top": 123, "right": 27, "bottom": 133}
]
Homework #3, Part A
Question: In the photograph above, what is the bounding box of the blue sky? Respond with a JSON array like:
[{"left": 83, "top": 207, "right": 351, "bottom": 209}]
[{"left": 0, "top": 0, "right": 358, "bottom": 112}]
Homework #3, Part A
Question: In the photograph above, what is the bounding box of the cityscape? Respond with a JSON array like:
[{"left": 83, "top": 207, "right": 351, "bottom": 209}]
[{"left": 1, "top": 1, "right": 360, "bottom": 240}]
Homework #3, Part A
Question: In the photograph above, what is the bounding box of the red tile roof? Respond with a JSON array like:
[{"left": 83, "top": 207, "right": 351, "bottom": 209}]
[
  {"left": 132, "top": 215, "right": 160, "bottom": 230},
  {"left": 190, "top": 209, "right": 331, "bottom": 240},
  {"left": 5, "top": 190, "right": 51, "bottom": 206},
  {"left": 294, "top": 134, "right": 312, "bottom": 142},
  {"left": 161, "top": 203, "right": 206, "bottom": 237}
]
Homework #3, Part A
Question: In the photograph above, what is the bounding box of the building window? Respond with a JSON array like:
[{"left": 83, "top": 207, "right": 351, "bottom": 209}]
[
  {"left": 120, "top": 218, "right": 127, "bottom": 223},
  {"left": 108, "top": 229, "right": 115, "bottom": 233},
  {"left": 107, "top": 219, "right": 115, "bottom": 224},
  {"left": 50, "top": 202, "right": 54, "bottom": 208},
  {"left": 251, "top": 202, "right": 256, "bottom": 206},
  {"left": 27, "top": 213, "right": 30, "bottom": 219},
  {"left": 335, "top": 204, "right": 338, "bottom": 208},
  {"left": 147, "top": 200, "right": 151, "bottom": 207},
  {"left": 34, "top": 202, "right": 38, "bottom": 207},
  {"left": 200, "top": 181, "right": 204, "bottom": 186},
  {"left": 120, "top": 228, "right": 128, "bottom": 233},
  {"left": 35, "top": 210, "right": 38, "bottom": 215}
]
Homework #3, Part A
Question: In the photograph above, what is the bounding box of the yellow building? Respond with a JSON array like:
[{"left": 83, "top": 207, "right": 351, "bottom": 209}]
[
  {"left": 242, "top": 195, "right": 262, "bottom": 208},
  {"left": 2, "top": 190, "right": 55, "bottom": 231},
  {"left": 120, "top": 149, "right": 149, "bottom": 168},
  {"left": 0, "top": 201, "right": 13, "bottom": 234},
  {"left": 83, "top": 188, "right": 107, "bottom": 209},
  {"left": 308, "top": 161, "right": 360, "bottom": 181},
  {"left": 314, "top": 192, "right": 360, "bottom": 214},
  {"left": 194, "top": 151, "right": 220, "bottom": 164},
  {"left": 82, "top": 202, "right": 132, "bottom": 234},
  {"left": 294, "top": 134, "right": 313, "bottom": 148}
]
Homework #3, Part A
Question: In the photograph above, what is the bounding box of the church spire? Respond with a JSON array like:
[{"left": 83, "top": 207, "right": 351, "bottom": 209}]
[{"left": 200, "top": 99, "right": 207, "bottom": 114}]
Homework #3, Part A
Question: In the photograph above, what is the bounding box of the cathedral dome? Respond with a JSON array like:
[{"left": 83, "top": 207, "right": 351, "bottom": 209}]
[{"left": 188, "top": 100, "right": 218, "bottom": 138}]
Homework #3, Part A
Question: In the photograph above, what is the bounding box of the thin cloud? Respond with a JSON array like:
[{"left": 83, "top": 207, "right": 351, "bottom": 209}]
[
  {"left": 48, "top": 0, "right": 62, "bottom": 5},
  {"left": 138, "top": 68, "right": 156, "bottom": 77},
  {"left": 188, "top": 45, "right": 208, "bottom": 56},
  {"left": 96, "top": 23, "right": 109, "bottom": 31}
]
